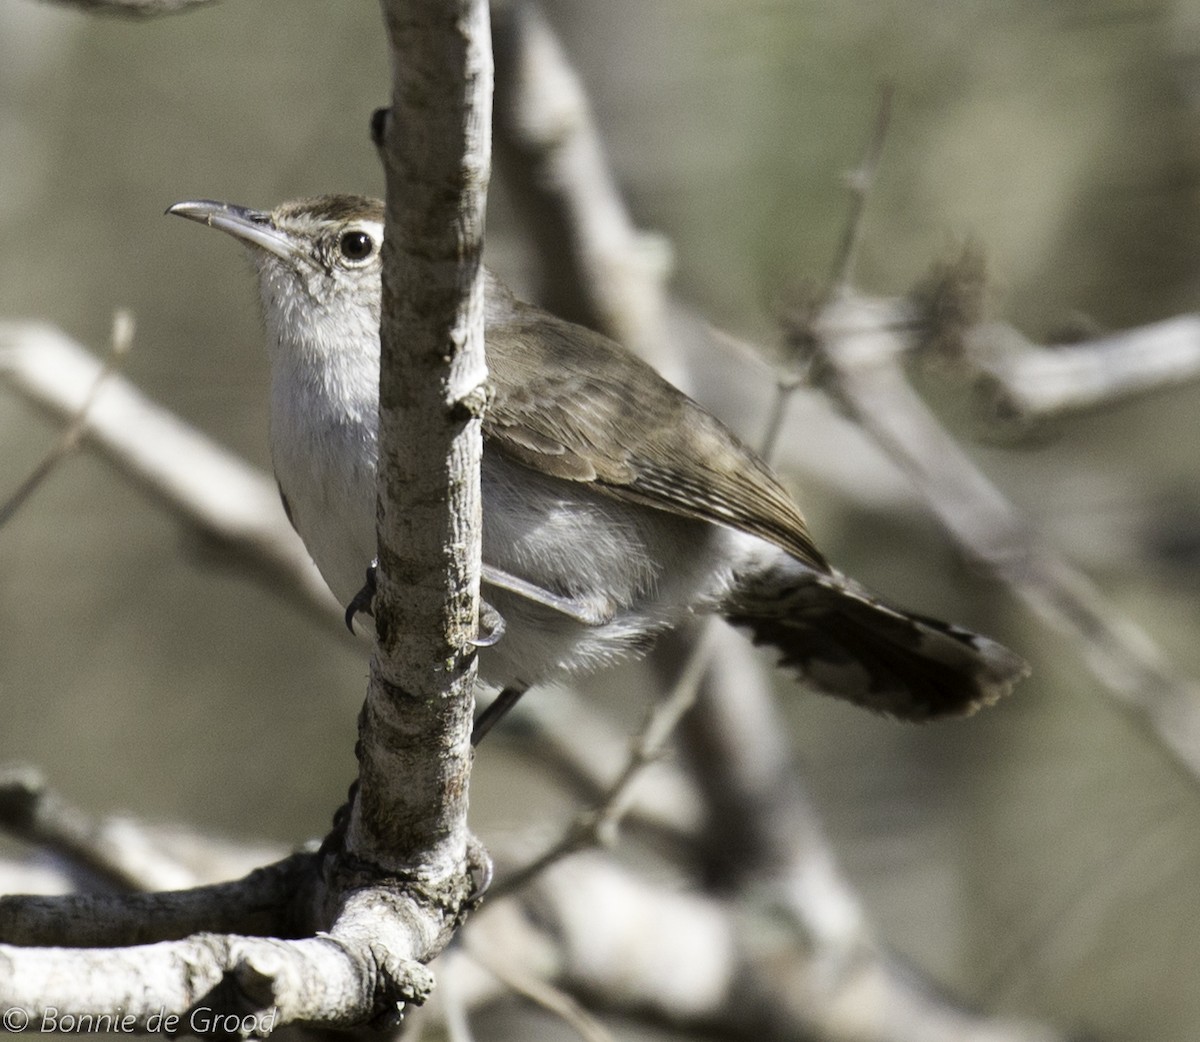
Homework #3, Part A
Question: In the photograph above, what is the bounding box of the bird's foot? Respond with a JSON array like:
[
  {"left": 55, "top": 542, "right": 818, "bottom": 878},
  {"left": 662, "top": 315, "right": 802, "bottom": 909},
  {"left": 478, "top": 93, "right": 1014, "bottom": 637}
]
[{"left": 345, "top": 559, "right": 378, "bottom": 633}]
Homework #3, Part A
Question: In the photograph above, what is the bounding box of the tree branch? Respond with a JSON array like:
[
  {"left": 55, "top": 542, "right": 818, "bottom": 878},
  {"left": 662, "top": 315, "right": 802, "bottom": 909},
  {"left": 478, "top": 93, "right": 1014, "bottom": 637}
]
[
  {"left": 491, "top": 0, "right": 673, "bottom": 372},
  {"left": 962, "top": 315, "right": 1200, "bottom": 434},
  {"left": 0, "top": 765, "right": 202, "bottom": 894},
  {"left": 0, "top": 0, "right": 494, "bottom": 1029},
  {"left": 799, "top": 284, "right": 1200, "bottom": 784},
  {"left": 348, "top": 0, "right": 491, "bottom": 884}
]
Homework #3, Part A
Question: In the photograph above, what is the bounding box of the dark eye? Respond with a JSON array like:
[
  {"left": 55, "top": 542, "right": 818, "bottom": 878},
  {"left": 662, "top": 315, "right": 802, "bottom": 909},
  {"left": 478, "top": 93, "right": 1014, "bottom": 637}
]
[{"left": 338, "top": 228, "right": 375, "bottom": 263}]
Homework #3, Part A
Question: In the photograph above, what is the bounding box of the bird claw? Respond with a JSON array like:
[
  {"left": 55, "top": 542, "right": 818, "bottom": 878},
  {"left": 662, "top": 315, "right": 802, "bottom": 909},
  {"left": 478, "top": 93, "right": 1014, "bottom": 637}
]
[
  {"left": 471, "top": 600, "right": 506, "bottom": 648},
  {"left": 345, "top": 560, "right": 378, "bottom": 633}
]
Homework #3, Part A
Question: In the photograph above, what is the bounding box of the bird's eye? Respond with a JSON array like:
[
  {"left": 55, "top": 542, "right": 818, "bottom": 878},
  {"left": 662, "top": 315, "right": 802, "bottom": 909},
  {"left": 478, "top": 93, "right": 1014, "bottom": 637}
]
[{"left": 337, "top": 228, "right": 376, "bottom": 264}]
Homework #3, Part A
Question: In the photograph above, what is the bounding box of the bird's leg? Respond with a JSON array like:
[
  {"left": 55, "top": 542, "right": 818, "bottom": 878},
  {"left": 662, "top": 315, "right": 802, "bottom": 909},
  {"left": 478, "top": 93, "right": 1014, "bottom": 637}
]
[
  {"left": 472, "top": 684, "right": 529, "bottom": 745},
  {"left": 350, "top": 561, "right": 515, "bottom": 743},
  {"left": 344, "top": 559, "right": 378, "bottom": 633}
]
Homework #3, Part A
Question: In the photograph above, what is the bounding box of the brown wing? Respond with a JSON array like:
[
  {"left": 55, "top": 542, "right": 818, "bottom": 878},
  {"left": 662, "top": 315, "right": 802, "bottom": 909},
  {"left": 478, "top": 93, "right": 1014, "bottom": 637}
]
[{"left": 482, "top": 280, "right": 828, "bottom": 572}]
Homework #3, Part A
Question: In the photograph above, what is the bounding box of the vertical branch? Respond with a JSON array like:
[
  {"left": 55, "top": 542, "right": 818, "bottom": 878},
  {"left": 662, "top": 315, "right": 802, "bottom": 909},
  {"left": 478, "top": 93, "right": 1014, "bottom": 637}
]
[
  {"left": 491, "top": 0, "right": 674, "bottom": 373},
  {"left": 346, "top": 0, "right": 492, "bottom": 881}
]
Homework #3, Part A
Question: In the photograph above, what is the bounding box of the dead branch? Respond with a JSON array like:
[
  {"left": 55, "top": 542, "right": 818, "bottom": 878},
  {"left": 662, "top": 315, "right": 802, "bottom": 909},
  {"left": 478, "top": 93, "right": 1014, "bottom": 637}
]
[{"left": 963, "top": 315, "right": 1200, "bottom": 432}]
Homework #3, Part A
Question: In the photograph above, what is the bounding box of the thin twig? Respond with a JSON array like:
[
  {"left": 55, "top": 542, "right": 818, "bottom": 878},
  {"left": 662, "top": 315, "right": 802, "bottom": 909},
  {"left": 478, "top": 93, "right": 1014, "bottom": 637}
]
[
  {"left": 827, "top": 84, "right": 893, "bottom": 298},
  {"left": 501, "top": 688, "right": 705, "bottom": 846},
  {"left": 0, "top": 310, "right": 132, "bottom": 529},
  {"left": 466, "top": 945, "right": 616, "bottom": 1042},
  {"left": 490, "top": 624, "right": 716, "bottom": 900}
]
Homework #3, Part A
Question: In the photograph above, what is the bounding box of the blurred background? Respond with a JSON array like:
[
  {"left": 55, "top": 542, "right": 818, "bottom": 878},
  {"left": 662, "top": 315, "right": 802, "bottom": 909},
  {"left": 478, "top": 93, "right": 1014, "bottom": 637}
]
[{"left": 3, "top": 0, "right": 1200, "bottom": 1038}]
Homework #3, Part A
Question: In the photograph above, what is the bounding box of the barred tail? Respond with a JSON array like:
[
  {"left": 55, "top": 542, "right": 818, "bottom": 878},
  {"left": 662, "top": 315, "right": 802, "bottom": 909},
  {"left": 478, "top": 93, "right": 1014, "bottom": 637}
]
[{"left": 723, "top": 566, "right": 1028, "bottom": 720}]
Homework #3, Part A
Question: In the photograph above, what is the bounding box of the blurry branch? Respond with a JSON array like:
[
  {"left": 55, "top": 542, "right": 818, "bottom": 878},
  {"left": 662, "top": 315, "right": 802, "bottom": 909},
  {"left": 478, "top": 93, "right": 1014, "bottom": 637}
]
[
  {"left": 0, "top": 323, "right": 346, "bottom": 635},
  {"left": 796, "top": 256, "right": 1200, "bottom": 783},
  {"left": 0, "top": 310, "right": 131, "bottom": 529},
  {"left": 960, "top": 315, "right": 1200, "bottom": 434},
  {"left": 828, "top": 84, "right": 893, "bottom": 297},
  {"left": 0, "top": 770, "right": 286, "bottom": 897},
  {"left": 491, "top": 0, "right": 676, "bottom": 376},
  {"left": 502, "top": 687, "right": 704, "bottom": 847},
  {"left": 39, "top": 0, "right": 218, "bottom": 16},
  {"left": 0, "top": 765, "right": 200, "bottom": 893},
  {"left": 669, "top": 626, "right": 866, "bottom": 941},
  {"left": 491, "top": 621, "right": 717, "bottom": 900},
  {"left": 437, "top": 964, "right": 476, "bottom": 1042},
  {"left": 487, "top": 16, "right": 1065, "bottom": 1037},
  {"left": 776, "top": 93, "right": 1200, "bottom": 784},
  {"left": 464, "top": 942, "right": 615, "bottom": 1042},
  {"left": 472, "top": 854, "right": 1066, "bottom": 1042}
]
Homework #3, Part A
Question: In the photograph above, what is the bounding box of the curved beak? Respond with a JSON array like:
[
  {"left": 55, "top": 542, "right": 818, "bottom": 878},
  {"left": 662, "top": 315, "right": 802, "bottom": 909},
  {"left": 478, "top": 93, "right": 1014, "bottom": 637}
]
[{"left": 167, "top": 200, "right": 300, "bottom": 263}]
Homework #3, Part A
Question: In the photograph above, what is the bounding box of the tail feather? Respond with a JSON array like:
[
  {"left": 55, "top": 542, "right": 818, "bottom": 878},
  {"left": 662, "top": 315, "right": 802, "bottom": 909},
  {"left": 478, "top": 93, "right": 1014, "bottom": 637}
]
[{"left": 724, "top": 568, "right": 1028, "bottom": 720}]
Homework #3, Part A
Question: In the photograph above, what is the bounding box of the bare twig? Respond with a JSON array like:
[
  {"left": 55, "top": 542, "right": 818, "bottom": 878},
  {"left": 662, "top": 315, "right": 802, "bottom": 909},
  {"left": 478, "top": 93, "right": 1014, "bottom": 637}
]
[
  {"left": 466, "top": 944, "right": 615, "bottom": 1042},
  {"left": 0, "top": 310, "right": 132, "bottom": 529},
  {"left": 828, "top": 85, "right": 893, "bottom": 297},
  {"left": 501, "top": 687, "right": 705, "bottom": 847},
  {"left": 490, "top": 623, "right": 716, "bottom": 899}
]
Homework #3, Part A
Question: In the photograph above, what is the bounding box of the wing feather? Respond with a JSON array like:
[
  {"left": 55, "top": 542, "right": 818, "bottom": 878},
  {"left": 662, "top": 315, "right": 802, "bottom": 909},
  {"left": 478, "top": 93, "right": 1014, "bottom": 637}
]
[{"left": 483, "top": 278, "right": 827, "bottom": 572}]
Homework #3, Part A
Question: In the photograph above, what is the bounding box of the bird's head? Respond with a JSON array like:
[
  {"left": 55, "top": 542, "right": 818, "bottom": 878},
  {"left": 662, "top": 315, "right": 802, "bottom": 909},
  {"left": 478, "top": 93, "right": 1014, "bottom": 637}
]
[{"left": 169, "top": 195, "right": 385, "bottom": 372}]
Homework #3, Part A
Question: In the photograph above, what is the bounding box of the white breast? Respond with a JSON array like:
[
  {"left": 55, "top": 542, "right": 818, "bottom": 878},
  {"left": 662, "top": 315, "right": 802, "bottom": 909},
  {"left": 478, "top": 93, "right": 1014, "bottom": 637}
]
[{"left": 263, "top": 292, "right": 778, "bottom": 690}]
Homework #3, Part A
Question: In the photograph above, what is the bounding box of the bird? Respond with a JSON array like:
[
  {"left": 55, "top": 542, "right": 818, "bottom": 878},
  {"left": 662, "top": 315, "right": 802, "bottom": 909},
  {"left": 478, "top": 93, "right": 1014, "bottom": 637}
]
[{"left": 168, "top": 194, "right": 1027, "bottom": 740}]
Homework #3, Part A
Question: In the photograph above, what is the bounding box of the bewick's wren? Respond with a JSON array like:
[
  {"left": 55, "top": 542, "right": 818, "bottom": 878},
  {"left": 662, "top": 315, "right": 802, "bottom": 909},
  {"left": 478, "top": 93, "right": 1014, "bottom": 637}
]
[{"left": 169, "top": 195, "right": 1027, "bottom": 730}]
